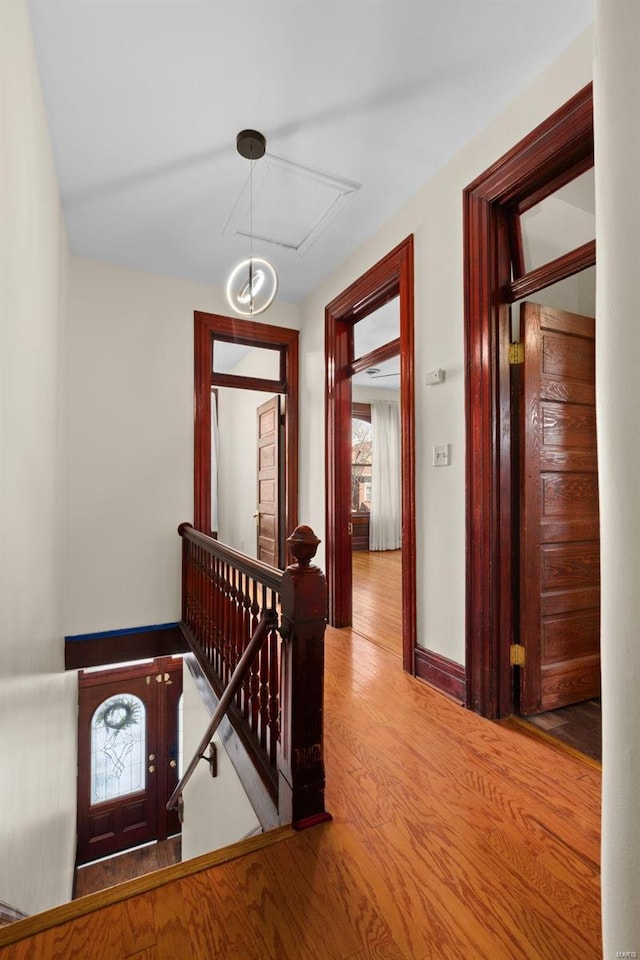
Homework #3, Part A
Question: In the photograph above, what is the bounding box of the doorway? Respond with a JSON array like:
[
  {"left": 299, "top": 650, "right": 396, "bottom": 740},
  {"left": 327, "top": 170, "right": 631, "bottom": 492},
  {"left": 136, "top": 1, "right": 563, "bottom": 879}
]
[
  {"left": 193, "top": 312, "right": 298, "bottom": 566},
  {"left": 325, "top": 236, "right": 416, "bottom": 672},
  {"left": 464, "top": 84, "right": 599, "bottom": 756},
  {"left": 76, "top": 656, "right": 183, "bottom": 866}
]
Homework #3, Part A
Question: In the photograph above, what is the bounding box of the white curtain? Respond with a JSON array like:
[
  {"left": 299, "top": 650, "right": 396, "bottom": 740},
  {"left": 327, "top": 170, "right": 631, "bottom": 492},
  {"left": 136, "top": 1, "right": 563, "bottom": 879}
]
[
  {"left": 210, "top": 392, "right": 219, "bottom": 533},
  {"left": 369, "top": 401, "right": 401, "bottom": 551}
]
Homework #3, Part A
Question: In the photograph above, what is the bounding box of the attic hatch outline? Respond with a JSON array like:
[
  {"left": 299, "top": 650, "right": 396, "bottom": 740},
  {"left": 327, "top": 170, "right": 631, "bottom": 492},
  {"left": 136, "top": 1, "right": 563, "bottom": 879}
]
[{"left": 222, "top": 153, "right": 361, "bottom": 257}]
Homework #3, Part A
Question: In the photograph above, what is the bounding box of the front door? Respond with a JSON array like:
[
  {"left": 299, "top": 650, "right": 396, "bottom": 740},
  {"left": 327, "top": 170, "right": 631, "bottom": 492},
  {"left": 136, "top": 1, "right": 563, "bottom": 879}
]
[
  {"left": 77, "top": 657, "right": 182, "bottom": 864},
  {"left": 256, "top": 395, "right": 280, "bottom": 567},
  {"left": 518, "top": 302, "right": 600, "bottom": 714}
]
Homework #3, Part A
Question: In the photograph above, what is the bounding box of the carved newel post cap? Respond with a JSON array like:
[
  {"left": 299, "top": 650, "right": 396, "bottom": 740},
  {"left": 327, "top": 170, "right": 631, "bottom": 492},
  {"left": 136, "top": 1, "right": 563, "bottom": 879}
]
[{"left": 287, "top": 525, "right": 321, "bottom": 566}]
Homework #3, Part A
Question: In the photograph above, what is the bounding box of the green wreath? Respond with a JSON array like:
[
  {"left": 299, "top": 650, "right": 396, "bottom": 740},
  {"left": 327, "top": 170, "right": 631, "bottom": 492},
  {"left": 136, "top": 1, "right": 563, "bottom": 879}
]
[{"left": 96, "top": 697, "right": 141, "bottom": 733}]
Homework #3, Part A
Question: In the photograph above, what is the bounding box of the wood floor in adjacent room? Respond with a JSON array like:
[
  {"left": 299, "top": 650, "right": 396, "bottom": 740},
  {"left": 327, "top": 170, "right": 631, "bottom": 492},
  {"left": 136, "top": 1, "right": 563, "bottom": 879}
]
[
  {"left": 75, "top": 837, "right": 182, "bottom": 899},
  {"left": 1, "top": 626, "right": 601, "bottom": 960},
  {"left": 352, "top": 548, "right": 402, "bottom": 657}
]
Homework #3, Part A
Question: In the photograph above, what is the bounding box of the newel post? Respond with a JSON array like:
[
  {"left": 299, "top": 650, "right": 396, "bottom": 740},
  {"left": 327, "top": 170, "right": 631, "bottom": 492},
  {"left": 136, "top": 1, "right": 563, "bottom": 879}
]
[{"left": 278, "top": 526, "right": 332, "bottom": 829}]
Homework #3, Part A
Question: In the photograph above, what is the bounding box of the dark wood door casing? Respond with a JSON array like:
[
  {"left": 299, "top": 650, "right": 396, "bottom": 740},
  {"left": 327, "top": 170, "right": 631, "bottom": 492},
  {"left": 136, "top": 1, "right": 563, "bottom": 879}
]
[
  {"left": 463, "top": 83, "right": 594, "bottom": 718},
  {"left": 194, "top": 313, "right": 298, "bottom": 553},
  {"left": 325, "top": 235, "right": 416, "bottom": 673}
]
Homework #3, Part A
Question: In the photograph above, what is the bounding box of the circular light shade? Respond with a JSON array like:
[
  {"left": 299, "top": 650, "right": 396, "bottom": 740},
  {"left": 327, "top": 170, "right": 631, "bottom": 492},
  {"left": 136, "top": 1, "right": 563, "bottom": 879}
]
[{"left": 226, "top": 256, "right": 278, "bottom": 317}]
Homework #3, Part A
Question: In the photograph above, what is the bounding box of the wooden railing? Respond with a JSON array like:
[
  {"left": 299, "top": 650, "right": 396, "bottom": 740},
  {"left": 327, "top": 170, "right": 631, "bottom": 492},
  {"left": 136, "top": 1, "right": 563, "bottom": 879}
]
[{"left": 177, "top": 522, "right": 330, "bottom": 829}]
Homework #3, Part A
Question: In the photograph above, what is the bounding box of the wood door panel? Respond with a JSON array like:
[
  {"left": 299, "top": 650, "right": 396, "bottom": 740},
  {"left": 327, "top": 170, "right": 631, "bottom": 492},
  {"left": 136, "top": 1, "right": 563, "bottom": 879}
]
[
  {"left": 541, "top": 402, "right": 596, "bottom": 448},
  {"left": 540, "top": 543, "right": 599, "bottom": 590},
  {"left": 541, "top": 586, "right": 600, "bottom": 617},
  {"left": 539, "top": 449, "right": 597, "bottom": 472},
  {"left": 541, "top": 474, "right": 598, "bottom": 516},
  {"left": 541, "top": 331, "right": 595, "bottom": 382},
  {"left": 540, "top": 518, "right": 600, "bottom": 544},
  {"left": 541, "top": 654, "right": 601, "bottom": 709},
  {"left": 520, "top": 302, "right": 600, "bottom": 714},
  {"left": 542, "top": 611, "right": 600, "bottom": 661}
]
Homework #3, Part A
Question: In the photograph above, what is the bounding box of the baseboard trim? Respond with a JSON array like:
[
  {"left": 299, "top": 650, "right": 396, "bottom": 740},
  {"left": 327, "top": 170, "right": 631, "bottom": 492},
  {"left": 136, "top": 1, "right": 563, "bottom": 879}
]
[
  {"left": 65, "top": 622, "right": 186, "bottom": 670},
  {"left": 414, "top": 648, "right": 465, "bottom": 703}
]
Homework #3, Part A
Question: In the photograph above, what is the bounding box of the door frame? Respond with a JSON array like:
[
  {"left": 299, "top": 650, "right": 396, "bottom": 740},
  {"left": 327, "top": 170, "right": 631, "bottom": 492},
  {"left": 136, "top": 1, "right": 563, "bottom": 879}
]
[
  {"left": 325, "top": 235, "right": 416, "bottom": 673},
  {"left": 463, "top": 83, "right": 594, "bottom": 718},
  {"left": 194, "top": 312, "right": 298, "bottom": 553}
]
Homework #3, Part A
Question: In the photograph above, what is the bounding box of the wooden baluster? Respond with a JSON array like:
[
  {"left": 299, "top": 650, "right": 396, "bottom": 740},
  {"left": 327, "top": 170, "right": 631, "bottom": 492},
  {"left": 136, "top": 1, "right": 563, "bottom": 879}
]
[
  {"left": 278, "top": 526, "right": 331, "bottom": 829},
  {"left": 258, "top": 590, "right": 271, "bottom": 750},
  {"left": 268, "top": 609, "right": 279, "bottom": 767},
  {"left": 213, "top": 555, "right": 221, "bottom": 676},
  {"left": 241, "top": 573, "right": 251, "bottom": 717}
]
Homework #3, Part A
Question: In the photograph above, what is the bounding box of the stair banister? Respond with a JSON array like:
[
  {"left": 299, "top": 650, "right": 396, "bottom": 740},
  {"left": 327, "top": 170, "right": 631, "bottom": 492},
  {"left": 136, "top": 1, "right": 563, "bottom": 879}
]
[{"left": 166, "top": 607, "right": 277, "bottom": 815}]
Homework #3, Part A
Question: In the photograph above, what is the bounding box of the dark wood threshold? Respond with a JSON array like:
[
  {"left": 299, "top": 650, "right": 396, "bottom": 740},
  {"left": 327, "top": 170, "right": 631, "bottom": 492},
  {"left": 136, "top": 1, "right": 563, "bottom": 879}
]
[
  {"left": 0, "top": 826, "right": 293, "bottom": 949},
  {"left": 65, "top": 623, "right": 186, "bottom": 670},
  {"left": 500, "top": 716, "right": 602, "bottom": 771},
  {"left": 414, "top": 648, "right": 465, "bottom": 703}
]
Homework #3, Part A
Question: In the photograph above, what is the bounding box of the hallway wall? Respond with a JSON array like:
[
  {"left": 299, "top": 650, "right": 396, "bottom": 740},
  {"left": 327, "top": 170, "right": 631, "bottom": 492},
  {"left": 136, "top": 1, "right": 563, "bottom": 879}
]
[{"left": 0, "top": 0, "right": 77, "bottom": 915}]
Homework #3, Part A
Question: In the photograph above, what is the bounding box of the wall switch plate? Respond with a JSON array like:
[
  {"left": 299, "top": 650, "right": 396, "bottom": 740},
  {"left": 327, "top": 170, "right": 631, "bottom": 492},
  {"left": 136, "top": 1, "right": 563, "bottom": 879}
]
[{"left": 433, "top": 444, "right": 449, "bottom": 466}]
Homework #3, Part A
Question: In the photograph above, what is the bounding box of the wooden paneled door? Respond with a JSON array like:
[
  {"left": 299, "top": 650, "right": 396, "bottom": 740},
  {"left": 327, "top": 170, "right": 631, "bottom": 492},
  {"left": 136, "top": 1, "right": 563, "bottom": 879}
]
[
  {"left": 256, "top": 395, "right": 280, "bottom": 567},
  {"left": 77, "top": 657, "right": 182, "bottom": 865},
  {"left": 518, "top": 302, "right": 600, "bottom": 714}
]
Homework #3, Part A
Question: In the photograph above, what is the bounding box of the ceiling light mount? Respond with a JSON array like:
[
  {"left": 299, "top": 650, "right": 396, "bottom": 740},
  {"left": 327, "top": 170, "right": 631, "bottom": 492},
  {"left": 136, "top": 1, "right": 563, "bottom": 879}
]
[
  {"left": 236, "top": 129, "right": 266, "bottom": 161},
  {"left": 226, "top": 129, "right": 278, "bottom": 318}
]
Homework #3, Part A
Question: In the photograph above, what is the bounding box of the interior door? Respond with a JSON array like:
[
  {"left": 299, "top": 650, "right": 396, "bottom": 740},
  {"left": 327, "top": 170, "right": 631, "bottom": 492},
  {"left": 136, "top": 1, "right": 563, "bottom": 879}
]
[
  {"left": 519, "top": 302, "right": 600, "bottom": 714},
  {"left": 256, "top": 395, "right": 280, "bottom": 567},
  {"left": 77, "top": 658, "right": 182, "bottom": 864}
]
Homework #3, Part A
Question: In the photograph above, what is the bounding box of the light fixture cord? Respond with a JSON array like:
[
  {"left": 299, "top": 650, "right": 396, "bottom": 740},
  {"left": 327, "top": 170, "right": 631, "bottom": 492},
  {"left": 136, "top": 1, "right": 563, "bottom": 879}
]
[{"left": 249, "top": 153, "right": 254, "bottom": 314}]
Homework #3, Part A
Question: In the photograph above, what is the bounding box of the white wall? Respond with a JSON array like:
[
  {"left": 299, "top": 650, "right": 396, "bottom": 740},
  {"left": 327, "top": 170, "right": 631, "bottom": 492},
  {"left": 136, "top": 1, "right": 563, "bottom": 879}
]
[
  {"left": 65, "top": 257, "right": 299, "bottom": 635},
  {"left": 298, "top": 29, "right": 593, "bottom": 666},
  {"left": 595, "top": 0, "right": 640, "bottom": 952},
  {"left": 0, "top": 0, "right": 77, "bottom": 913},
  {"left": 180, "top": 663, "right": 260, "bottom": 861}
]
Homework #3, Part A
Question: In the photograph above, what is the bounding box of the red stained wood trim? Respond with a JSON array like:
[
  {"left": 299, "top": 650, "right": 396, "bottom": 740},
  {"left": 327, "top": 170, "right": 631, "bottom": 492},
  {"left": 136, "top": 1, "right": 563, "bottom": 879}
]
[
  {"left": 509, "top": 210, "right": 525, "bottom": 280},
  {"left": 414, "top": 648, "right": 465, "bottom": 704},
  {"left": 325, "top": 236, "right": 416, "bottom": 674},
  {"left": 515, "top": 153, "right": 594, "bottom": 216},
  {"left": 194, "top": 312, "right": 299, "bottom": 553},
  {"left": 65, "top": 626, "right": 186, "bottom": 671},
  {"left": 348, "top": 337, "right": 401, "bottom": 376},
  {"left": 210, "top": 372, "right": 285, "bottom": 394},
  {"left": 352, "top": 402, "right": 372, "bottom": 423},
  {"left": 507, "top": 240, "right": 595, "bottom": 303},
  {"left": 464, "top": 84, "right": 593, "bottom": 719}
]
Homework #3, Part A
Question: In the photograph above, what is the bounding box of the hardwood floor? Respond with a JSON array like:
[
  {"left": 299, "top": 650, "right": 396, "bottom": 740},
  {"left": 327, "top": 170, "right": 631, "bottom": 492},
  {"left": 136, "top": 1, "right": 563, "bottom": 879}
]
[
  {"left": 75, "top": 838, "right": 182, "bottom": 899},
  {"left": 517, "top": 699, "right": 602, "bottom": 764},
  {"left": 352, "top": 549, "right": 402, "bottom": 657},
  {"left": 0, "top": 626, "right": 601, "bottom": 959}
]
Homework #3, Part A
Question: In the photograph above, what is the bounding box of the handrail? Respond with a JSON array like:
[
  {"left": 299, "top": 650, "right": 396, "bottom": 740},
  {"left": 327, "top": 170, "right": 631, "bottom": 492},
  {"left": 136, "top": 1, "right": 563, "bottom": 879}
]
[
  {"left": 178, "top": 522, "right": 283, "bottom": 593},
  {"left": 167, "top": 606, "right": 278, "bottom": 814}
]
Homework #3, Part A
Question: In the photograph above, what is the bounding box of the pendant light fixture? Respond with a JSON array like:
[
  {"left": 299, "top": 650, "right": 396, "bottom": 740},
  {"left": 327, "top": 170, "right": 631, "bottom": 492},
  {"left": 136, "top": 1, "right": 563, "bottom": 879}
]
[{"left": 226, "top": 130, "right": 278, "bottom": 317}]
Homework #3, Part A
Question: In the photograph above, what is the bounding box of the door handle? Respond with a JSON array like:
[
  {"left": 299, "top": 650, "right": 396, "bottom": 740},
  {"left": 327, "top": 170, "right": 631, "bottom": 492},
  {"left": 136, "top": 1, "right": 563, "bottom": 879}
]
[
  {"left": 169, "top": 759, "right": 177, "bottom": 768},
  {"left": 253, "top": 510, "right": 261, "bottom": 520},
  {"left": 148, "top": 764, "right": 156, "bottom": 773},
  {"left": 148, "top": 754, "right": 156, "bottom": 761}
]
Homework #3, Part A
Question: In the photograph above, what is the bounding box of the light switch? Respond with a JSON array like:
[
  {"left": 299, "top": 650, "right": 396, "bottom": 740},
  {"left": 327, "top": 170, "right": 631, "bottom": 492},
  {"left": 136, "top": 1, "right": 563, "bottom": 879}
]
[{"left": 433, "top": 444, "right": 449, "bottom": 466}]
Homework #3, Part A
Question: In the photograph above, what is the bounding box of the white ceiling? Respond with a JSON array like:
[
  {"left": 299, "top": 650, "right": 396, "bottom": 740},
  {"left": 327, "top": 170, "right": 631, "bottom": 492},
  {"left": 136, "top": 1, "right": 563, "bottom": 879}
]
[{"left": 28, "top": 0, "right": 593, "bottom": 304}]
